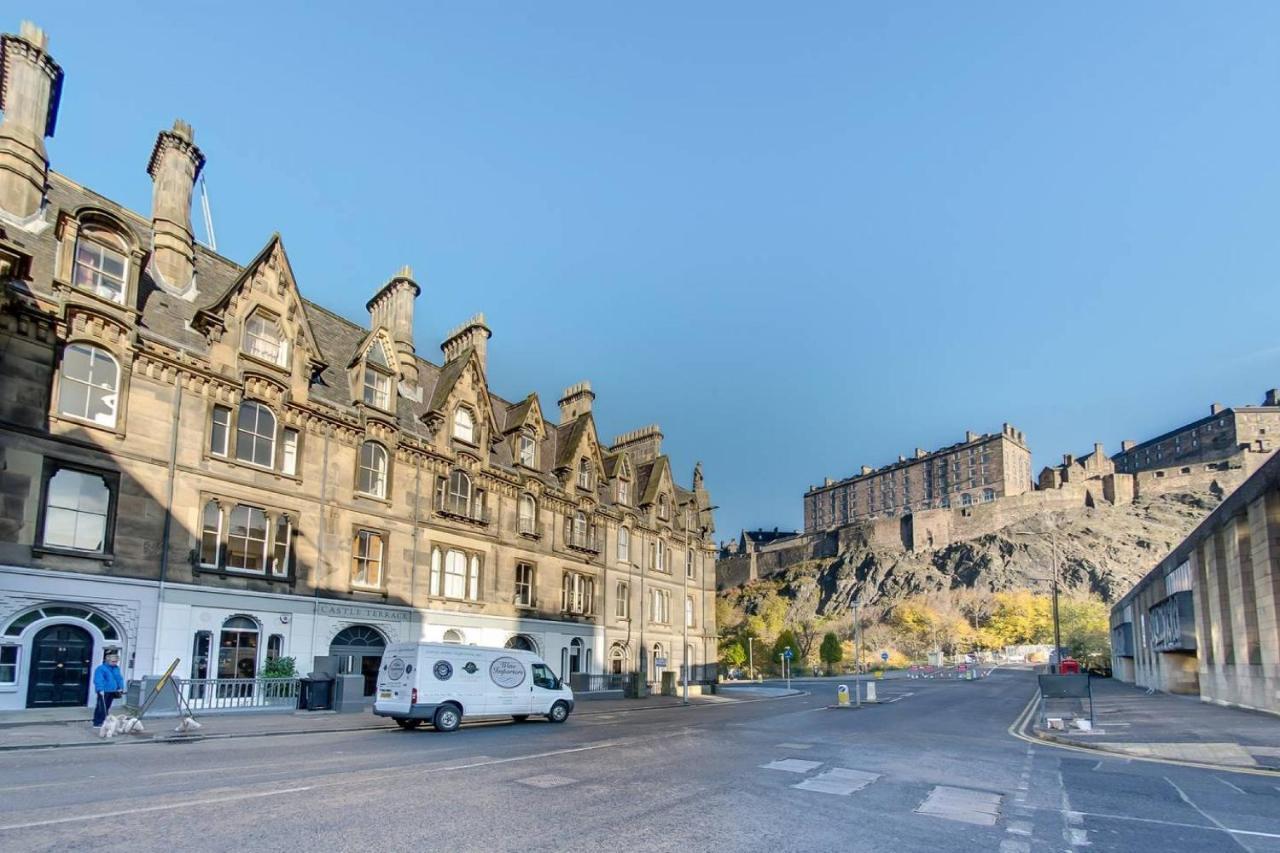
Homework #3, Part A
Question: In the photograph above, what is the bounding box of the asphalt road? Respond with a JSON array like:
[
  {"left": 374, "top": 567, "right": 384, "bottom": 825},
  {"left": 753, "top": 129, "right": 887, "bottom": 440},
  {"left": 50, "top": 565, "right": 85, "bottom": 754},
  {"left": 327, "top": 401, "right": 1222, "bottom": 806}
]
[{"left": 0, "top": 669, "right": 1277, "bottom": 852}]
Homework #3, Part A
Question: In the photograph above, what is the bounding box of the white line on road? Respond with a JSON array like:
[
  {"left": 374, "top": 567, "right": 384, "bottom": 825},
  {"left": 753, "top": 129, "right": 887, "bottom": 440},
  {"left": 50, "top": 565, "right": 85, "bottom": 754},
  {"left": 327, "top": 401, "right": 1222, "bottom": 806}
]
[
  {"left": 1215, "top": 776, "right": 1247, "bottom": 795},
  {"left": 1165, "top": 777, "right": 1253, "bottom": 852},
  {"left": 0, "top": 786, "right": 314, "bottom": 831}
]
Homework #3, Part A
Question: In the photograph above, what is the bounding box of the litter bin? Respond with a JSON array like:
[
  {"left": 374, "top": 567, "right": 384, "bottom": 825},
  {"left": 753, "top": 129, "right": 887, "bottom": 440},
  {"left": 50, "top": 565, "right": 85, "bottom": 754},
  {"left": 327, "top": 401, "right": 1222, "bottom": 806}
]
[{"left": 298, "top": 677, "right": 334, "bottom": 711}]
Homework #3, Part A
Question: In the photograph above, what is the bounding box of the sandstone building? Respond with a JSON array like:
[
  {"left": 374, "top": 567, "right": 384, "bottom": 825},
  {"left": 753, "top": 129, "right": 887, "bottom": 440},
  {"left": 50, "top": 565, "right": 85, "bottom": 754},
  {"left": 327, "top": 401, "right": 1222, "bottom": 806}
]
[
  {"left": 802, "top": 424, "right": 1032, "bottom": 533},
  {"left": 1112, "top": 392, "right": 1280, "bottom": 475},
  {"left": 0, "top": 21, "right": 716, "bottom": 712}
]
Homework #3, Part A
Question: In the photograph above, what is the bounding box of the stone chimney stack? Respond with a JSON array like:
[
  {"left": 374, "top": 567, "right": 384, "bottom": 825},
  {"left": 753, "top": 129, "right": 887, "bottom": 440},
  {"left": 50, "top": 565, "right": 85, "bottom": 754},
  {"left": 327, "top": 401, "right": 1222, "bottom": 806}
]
[
  {"left": 611, "top": 424, "right": 664, "bottom": 464},
  {"left": 440, "top": 312, "right": 491, "bottom": 371},
  {"left": 367, "top": 266, "right": 421, "bottom": 386},
  {"left": 1121, "top": 440, "right": 1136, "bottom": 452},
  {"left": 915, "top": 448, "right": 927, "bottom": 459},
  {"left": 1210, "top": 402, "right": 1224, "bottom": 415},
  {"left": 1093, "top": 442, "right": 1105, "bottom": 458},
  {"left": 965, "top": 430, "right": 978, "bottom": 443},
  {"left": 146, "top": 119, "right": 205, "bottom": 290},
  {"left": 1265, "top": 389, "right": 1280, "bottom": 407},
  {"left": 0, "top": 21, "right": 63, "bottom": 223},
  {"left": 558, "top": 381, "right": 595, "bottom": 423},
  {"left": 860, "top": 465, "right": 873, "bottom": 476}
]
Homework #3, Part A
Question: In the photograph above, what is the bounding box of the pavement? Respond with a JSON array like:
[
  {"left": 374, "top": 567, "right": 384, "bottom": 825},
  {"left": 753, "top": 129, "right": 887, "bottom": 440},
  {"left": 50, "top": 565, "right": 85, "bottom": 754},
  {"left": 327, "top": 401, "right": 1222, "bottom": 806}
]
[
  {"left": 1, "top": 668, "right": 1277, "bottom": 852},
  {"left": 1029, "top": 675, "right": 1280, "bottom": 772},
  {"left": 0, "top": 691, "right": 776, "bottom": 751}
]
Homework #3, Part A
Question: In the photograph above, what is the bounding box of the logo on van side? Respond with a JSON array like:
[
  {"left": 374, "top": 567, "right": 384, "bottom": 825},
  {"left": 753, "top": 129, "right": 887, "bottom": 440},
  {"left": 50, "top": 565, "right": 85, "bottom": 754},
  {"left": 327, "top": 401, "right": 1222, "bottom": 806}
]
[
  {"left": 433, "top": 660, "right": 453, "bottom": 681},
  {"left": 489, "top": 656, "right": 526, "bottom": 688},
  {"left": 386, "top": 658, "right": 406, "bottom": 680}
]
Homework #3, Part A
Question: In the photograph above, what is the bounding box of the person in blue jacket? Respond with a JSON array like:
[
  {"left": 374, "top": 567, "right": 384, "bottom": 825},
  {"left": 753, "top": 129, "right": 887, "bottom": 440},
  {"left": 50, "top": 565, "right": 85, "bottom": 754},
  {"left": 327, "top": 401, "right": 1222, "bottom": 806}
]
[{"left": 92, "top": 649, "right": 124, "bottom": 726}]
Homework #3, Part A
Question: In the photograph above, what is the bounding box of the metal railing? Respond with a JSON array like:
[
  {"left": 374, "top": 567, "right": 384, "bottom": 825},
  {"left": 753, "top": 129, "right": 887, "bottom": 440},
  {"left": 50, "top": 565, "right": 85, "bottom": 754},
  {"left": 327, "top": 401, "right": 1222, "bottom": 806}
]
[
  {"left": 180, "top": 677, "right": 301, "bottom": 712},
  {"left": 569, "top": 673, "right": 627, "bottom": 692}
]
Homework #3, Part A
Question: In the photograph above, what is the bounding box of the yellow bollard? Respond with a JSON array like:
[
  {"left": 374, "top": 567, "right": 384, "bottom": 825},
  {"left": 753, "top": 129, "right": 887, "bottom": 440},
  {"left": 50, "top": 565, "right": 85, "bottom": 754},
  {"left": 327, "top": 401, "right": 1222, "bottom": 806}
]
[{"left": 837, "top": 684, "right": 850, "bottom": 707}]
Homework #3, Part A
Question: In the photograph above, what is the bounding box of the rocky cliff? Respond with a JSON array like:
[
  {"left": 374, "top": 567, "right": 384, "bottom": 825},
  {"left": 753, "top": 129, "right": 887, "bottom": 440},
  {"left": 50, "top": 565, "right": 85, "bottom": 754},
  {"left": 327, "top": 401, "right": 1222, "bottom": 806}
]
[{"left": 721, "top": 484, "right": 1228, "bottom": 619}]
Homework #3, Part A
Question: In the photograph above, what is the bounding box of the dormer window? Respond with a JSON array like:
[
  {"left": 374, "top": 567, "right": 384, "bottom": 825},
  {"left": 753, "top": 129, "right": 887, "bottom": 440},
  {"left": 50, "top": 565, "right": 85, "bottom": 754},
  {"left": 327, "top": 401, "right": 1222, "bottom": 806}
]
[
  {"left": 244, "top": 311, "right": 288, "bottom": 368},
  {"left": 519, "top": 432, "right": 537, "bottom": 467},
  {"left": 578, "top": 458, "right": 594, "bottom": 490},
  {"left": 658, "top": 493, "right": 669, "bottom": 520},
  {"left": 453, "top": 407, "right": 475, "bottom": 443},
  {"left": 617, "top": 480, "right": 630, "bottom": 506},
  {"left": 72, "top": 230, "right": 128, "bottom": 304},
  {"left": 363, "top": 367, "right": 391, "bottom": 410}
]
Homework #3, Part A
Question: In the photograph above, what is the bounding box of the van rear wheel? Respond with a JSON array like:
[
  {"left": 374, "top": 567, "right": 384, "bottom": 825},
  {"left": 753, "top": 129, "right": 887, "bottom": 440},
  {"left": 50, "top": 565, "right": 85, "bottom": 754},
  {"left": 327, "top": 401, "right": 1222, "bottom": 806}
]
[
  {"left": 434, "top": 704, "right": 461, "bottom": 733},
  {"left": 394, "top": 718, "right": 422, "bottom": 730},
  {"left": 547, "top": 701, "right": 570, "bottom": 723}
]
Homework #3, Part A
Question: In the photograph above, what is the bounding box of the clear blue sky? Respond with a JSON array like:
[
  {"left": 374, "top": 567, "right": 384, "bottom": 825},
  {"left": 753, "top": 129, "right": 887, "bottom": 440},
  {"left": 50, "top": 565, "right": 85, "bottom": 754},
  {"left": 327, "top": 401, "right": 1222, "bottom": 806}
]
[{"left": 19, "top": 2, "right": 1280, "bottom": 539}]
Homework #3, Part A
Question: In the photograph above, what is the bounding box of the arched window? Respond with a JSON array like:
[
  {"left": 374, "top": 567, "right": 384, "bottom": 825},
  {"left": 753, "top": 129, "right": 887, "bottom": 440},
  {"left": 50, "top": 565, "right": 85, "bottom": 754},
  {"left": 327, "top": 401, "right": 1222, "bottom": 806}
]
[
  {"left": 653, "top": 643, "right": 665, "bottom": 672},
  {"left": 609, "top": 643, "right": 626, "bottom": 675},
  {"left": 235, "top": 401, "right": 276, "bottom": 468},
  {"left": 686, "top": 595, "right": 695, "bottom": 628},
  {"left": 58, "top": 343, "right": 119, "bottom": 427},
  {"left": 442, "top": 629, "right": 464, "bottom": 644},
  {"left": 72, "top": 229, "right": 128, "bottom": 304},
  {"left": 518, "top": 494, "right": 537, "bottom": 535},
  {"left": 452, "top": 406, "right": 474, "bottom": 443},
  {"left": 357, "top": 441, "right": 388, "bottom": 498},
  {"left": 573, "top": 511, "right": 588, "bottom": 547},
  {"left": 569, "top": 637, "right": 584, "bottom": 674},
  {"left": 505, "top": 634, "right": 536, "bottom": 653},
  {"left": 657, "top": 493, "right": 669, "bottom": 519},
  {"left": 446, "top": 470, "right": 471, "bottom": 515},
  {"left": 219, "top": 616, "right": 259, "bottom": 679},
  {"left": 577, "top": 458, "right": 593, "bottom": 490},
  {"left": 243, "top": 311, "right": 288, "bottom": 367},
  {"left": 982, "top": 488, "right": 995, "bottom": 503},
  {"left": 617, "top": 527, "right": 630, "bottom": 563},
  {"left": 961, "top": 493, "right": 973, "bottom": 507}
]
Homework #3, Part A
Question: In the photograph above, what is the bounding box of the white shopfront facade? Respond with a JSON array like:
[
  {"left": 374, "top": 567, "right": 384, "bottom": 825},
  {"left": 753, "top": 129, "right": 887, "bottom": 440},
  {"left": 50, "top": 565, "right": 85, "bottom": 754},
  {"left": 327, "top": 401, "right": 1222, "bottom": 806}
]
[{"left": 0, "top": 565, "right": 158, "bottom": 712}]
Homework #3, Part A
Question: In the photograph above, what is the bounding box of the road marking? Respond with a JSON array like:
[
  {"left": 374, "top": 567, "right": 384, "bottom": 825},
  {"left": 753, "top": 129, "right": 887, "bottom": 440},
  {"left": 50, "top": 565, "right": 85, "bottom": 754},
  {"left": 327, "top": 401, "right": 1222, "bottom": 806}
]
[
  {"left": 516, "top": 774, "right": 577, "bottom": 788},
  {"left": 1215, "top": 777, "right": 1247, "bottom": 795},
  {"left": 792, "top": 768, "right": 879, "bottom": 796},
  {"left": 1022, "top": 805, "right": 1280, "bottom": 841},
  {"left": 0, "top": 786, "right": 314, "bottom": 831},
  {"left": 999, "top": 840, "right": 1030, "bottom": 853},
  {"left": 1165, "top": 777, "right": 1252, "bottom": 851},
  {"left": 760, "top": 758, "right": 822, "bottom": 773},
  {"left": 915, "top": 786, "right": 1002, "bottom": 826},
  {"left": 1005, "top": 819, "right": 1032, "bottom": 836},
  {"left": 775, "top": 742, "right": 813, "bottom": 750}
]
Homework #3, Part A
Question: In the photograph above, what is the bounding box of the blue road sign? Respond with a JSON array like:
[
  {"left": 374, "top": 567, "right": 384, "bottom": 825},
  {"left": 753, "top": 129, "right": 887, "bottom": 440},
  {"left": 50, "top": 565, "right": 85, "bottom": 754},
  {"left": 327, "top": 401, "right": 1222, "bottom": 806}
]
[
  {"left": 783, "top": 647, "right": 793, "bottom": 659},
  {"left": 881, "top": 652, "right": 889, "bottom": 662}
]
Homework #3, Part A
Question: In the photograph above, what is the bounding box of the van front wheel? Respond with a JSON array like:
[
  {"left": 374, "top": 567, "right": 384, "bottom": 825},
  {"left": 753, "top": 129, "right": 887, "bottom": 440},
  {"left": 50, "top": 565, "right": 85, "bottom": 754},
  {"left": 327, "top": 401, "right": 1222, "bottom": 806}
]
[
  {"left": 434, "top": 704, "right": 462, "bottom": 733},
  {"left": 547, "top": 701, "right": 570, "bottom": 723}
]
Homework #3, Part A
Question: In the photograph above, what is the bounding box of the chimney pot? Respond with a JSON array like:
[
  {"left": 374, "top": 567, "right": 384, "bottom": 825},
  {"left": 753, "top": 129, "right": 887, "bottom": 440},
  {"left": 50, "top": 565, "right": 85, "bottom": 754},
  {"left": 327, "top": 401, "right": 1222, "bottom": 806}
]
[
  {"left": 147, "top": 119, "right": 206, "bottom": 292},
  {"left": 440, "top": 312, "right": 491, "bottom": 372},
  {"left": 558, "top": 381, "right": 595, "bottom": 423},
  {"left": 0, "top": 21, "right": 64, "bottom": 221}
]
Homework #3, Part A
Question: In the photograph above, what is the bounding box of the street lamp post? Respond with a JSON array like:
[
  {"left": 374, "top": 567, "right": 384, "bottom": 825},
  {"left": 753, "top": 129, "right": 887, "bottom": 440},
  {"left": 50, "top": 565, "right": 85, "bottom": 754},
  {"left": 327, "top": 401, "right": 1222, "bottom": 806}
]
[
  {"left": 1014, "top": 528, "right": 1062, "bottom": 673},
  {"left": 747, "top": 636, "right": 755, "bottom": 681}
]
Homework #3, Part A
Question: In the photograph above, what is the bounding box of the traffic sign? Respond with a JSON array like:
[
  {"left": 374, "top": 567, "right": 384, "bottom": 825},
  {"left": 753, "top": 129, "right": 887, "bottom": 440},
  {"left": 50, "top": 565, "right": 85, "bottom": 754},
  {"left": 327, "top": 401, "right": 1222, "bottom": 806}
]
[
  {"left": 880, "top": 652, "right": 889, "bottom": 662},
  {"left": 783, "top": 647, "right": 793, "bottom": 659}
]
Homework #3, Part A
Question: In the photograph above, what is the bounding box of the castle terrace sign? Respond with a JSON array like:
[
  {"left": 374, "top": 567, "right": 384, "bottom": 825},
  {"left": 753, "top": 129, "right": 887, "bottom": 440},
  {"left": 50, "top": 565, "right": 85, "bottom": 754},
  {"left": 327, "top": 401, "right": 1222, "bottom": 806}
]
[{"left": 316, "top": 602, "right": 411, "bottom": 622}]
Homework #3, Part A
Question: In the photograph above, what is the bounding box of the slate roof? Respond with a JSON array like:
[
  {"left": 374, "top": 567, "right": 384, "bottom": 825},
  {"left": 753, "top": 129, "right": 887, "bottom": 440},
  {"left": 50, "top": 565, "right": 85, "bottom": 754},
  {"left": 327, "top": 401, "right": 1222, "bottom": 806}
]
[{"left": 13, "top": 172, "right": 706, "bottom": 511}]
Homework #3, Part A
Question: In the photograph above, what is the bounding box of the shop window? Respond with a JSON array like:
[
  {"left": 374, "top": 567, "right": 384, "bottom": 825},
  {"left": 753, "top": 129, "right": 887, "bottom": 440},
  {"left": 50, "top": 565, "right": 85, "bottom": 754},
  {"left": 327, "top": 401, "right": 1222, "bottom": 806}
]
[
  {"left": 0, "top": 645, "right": 18, "bottom": 684},
  {"left": 218, "top": 616, "right": 259, "bottom": 679}
]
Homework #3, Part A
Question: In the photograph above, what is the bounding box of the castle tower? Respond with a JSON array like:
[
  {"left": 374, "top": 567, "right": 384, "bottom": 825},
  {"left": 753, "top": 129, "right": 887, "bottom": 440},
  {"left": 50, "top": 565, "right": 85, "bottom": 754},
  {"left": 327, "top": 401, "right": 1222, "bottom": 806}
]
[
  {"left": 367, "top": 266, "right": 421, "bottom": 386},
  {"left": 0, "top": 21, "right": 63, "bottom": 223},
  {"left": 146, "top": 120, "right": 205, "bottom": 291}
]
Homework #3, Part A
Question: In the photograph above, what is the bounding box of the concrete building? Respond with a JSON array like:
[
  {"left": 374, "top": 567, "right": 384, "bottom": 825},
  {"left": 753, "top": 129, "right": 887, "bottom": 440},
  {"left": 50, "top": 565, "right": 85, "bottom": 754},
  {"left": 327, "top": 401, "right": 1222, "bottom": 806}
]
[
  {"left": 803, "top": 424, "right": 1032, "bottom": 533},
  {"left": 1113, "top": 392, "right": 1280, "bottom": 475},
  {"left": 1111, "top": 451, "right": 1280, "bottom": 715},
  {"left": 0, "top": 21, "right": 716, "bottom": 712}
]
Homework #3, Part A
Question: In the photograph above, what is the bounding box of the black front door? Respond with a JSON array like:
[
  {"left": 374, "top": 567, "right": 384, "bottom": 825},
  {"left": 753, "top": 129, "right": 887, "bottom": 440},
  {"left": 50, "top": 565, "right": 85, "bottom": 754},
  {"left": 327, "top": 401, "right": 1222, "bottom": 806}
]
[{"left": 26, "top": 624, "right": 92, "bottom": 708}]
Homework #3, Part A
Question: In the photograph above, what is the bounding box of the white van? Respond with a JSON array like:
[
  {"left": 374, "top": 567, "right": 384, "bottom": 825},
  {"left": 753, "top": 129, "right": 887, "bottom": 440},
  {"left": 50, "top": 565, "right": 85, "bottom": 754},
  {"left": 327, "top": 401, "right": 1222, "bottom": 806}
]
[{"left": 373, "top": 642, "right": 575, "bottom": 732}]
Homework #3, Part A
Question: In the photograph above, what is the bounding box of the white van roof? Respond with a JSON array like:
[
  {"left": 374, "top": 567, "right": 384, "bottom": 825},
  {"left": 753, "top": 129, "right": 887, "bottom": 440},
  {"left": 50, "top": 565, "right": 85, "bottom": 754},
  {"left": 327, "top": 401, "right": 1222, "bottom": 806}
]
[{"left": 402, "top": 642, "right": 543, "bottom": 659}]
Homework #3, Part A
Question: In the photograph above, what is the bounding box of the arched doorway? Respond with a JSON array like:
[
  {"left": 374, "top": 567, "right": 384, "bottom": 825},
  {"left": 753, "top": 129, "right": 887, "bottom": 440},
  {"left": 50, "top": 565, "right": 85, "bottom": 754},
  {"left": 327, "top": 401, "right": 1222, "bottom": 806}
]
[
  {"left": 568, "top": 637, "right": 584, "bottom": 674},
  {"left": 329, "top": 625, "right": 386, "bottom": 697},
  {"left": 609, "top": 643, "right": 626, "bottom": 675},
  {"left": 27, "top": 624, "right": 92, "bottom": 708},
  {"left": 505, "top": 634, "right": 537, "bottom": 653}
]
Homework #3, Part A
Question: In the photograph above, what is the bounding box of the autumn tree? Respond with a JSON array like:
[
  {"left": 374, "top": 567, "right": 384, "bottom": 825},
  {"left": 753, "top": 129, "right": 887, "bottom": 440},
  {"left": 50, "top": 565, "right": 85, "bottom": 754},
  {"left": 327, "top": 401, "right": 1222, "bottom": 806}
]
[{"left": 819, "top": 632, "right": 843, "bottom": 671}]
